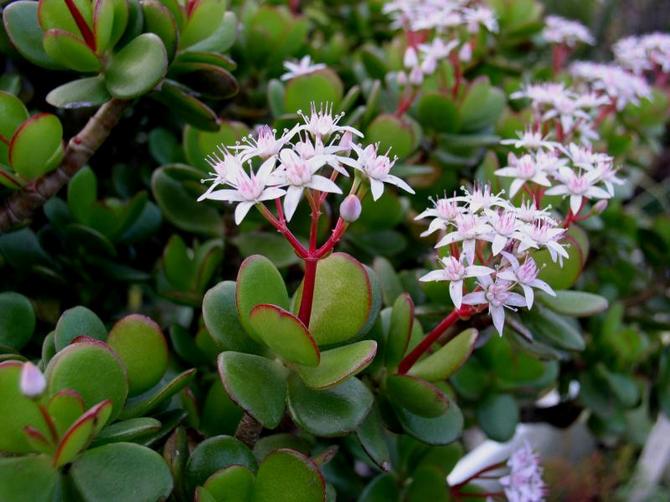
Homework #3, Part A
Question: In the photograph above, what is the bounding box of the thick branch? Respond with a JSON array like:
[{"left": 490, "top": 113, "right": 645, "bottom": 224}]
[
  {"left": 0, "top": 98, "right": 130, "bottom": 232},
  {"left": 235, "top": 412, "right": 263, "bottom": 448}
]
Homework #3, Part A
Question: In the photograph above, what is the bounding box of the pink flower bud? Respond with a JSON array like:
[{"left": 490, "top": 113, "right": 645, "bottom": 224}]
[
  {"left": 340, "top": 195, "right": 362, "bottom": 223},
  {"left": 20, "top": 362, "right": 46, "bottom": 398},
  {"left": 593, "top": 200, "right": 608, "bottom": 214}
]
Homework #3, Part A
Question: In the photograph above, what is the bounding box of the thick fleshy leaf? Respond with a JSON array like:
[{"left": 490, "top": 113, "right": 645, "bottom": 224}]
[
  {"left": 236, "top": 255, "right": 290, "bottom": 340},
  {"left": 366, "top": 114, "right": 417, "bottom": 160},
  {"left": 538, "top": 290, "right": 608, "bottom": 317},
  {"left": 91, "top": 417, "right": 162, "bottom": 446},
  {"left": 54, "top": 305, "right": 107, "bottom": 351},
  {"left": 294, "top": 253, "right": 372, "bottom": 345},
  {"left": 38, "top": 0, "right": 93, "bottom": 33},
  {"left": 408, "top": 329, "right": 478, "bottom": 382},
  {"left": 417, "top": 92, "right": 460, "bottom": 133},
  {"left": 151, "top": 163, "right": 224, "bottom": 235},
  {"left": 0, "top": 91, "right": 29, "bottom": 141},
  {"left": 3, "top": 1, "right": 61, "bottom": 69},
  {"left": 54, "top": 400, "right": 113, "bottom": 467},
  {"left": 359, "top": 473, "right": 399, "bottom": 502},
  {"left": 534, "top": 232, "right": 585, "bottom": 290},
  {"left": 46, "top": 339, "right": 128, "bottom": 420},
  {"left": 120, "top": 368, "right": 196, "bottom": 419},
  {"left": 476, "top": 393, "right": 519, "bottom": 442},
  {"left": 183, "top": 11, "right": 237, "bottom": 53},
  {"left": 105, "top": 33, "right": 168, "bottom": 98},
  {"left": 249, "top": 304, "right": 319, "bottom": 366},
  {"left": 254, "top": 449, "right": 326, "bottom": 502},
  {"left": 406, "top": 466, "right": 450, "bottom": 502},
  {"left": 141, "top": 0, "right": 178, "bottom": 58},
  {"left": 0, "top": 291, "right": 35, "bottom": 350},
  {"left": 356, "top": 405, "right": 391, "bottom": 471},
  {"left": 523, "top": 304, "right": 585, "bottom": 351},
  {"left": 0, "top": 455, "right": 59, "bottom": 502},
  {"left": 179, "top": 0, "right": 226, "bottom": 49},
  {"left": 43, "top": 29, "right": 101, "bottom": 72},
  {"left": 385, "top": 293, "right": 414, "bottom": 368},
  {"left": 70, "top": 442, "right": 173, "bottom": 502},
  {"left": 0, "top": 361, "right": 49, "bottom": 453},
  {"left": 283, "top": 70, "right": 343, "bottom": 114},
  {"left": 394, "top": 395, "right": 463, "bottom": 446},
  {"left": 385, "top": 375, "right": 449, "bottom": 418},
  {"left": 185, "top": 435, "right": 257, "bottom": 494},
  {"left": 93, "top": 0, "right": 115, "bottom": 53},
  {"left": 46, "top": 76, "right": 111, "bottom": 109},
  {"left": 183, "top": 121, "right": 249, "bottom": 171},
  {"left": 458, "top": 78, "right": 505, "bottom": 133},
  {"left": 175, "top": 64, "right": 238, "bottom": 100},
  {"left": 9, "top": 113, "right": 63, "bottom": 179},
  {"left": 151, "top": 80, "right": 219, "bottom": 131},
  {"left": 204, "top": 465, "right": 255, "bottom": 502},
  {"left": 203, "top": 281, "right": 263, "bottom": 354},
  {"left": 287, "top": 375, "right": 373, "bottom": 436},
  {"left": 107, "top": 314, "right": 168, "bottom": 396},
  {"left": 252, "top": 434, "right": 311, "bottom": 463},
  {"left": 217, "top": 352, "right": 288, "bottom": 429},
  {"left": 296, "top": 340, "right": 377, "bottom": 390},
  {"left": 47, "top": 389, "right": 85, "bottom": 436}
]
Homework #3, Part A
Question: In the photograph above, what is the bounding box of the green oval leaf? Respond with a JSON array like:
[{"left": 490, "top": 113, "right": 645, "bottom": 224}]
[
  {"left": 475, "top": 393, "right": 519, "bottom": 442},
  {"left": 54, "top": 305, "right": 107, "bottom": 351},
  {"left": 46, "top": 76, "right": 111, "bottom": 109},
  {"left": 296, "top": 340, "right": 377, "bottom": 390},
  {"left": 283, "top": 70, "right": 343, "bottom": 114},
  {"left": 394, "top": 395, "right": 463, "bottom": 446},
  {"left": 91, "top": 417, "right": 162, "bottom": 447},
  {"left": 105, "top": 33, "right": 168, "bottom": 98},
  {"left": 9, "top": 113, "right": 63, "bottom": 179},
  {"left": 385, "top": 293, "right": 414, "bottom": 368},
  {"left": 43, "top": 29, "right": 101, "bottom": 72},
  {"left": 254, "top": 449, "right": 326, "bottom": 502},
  {"left": 385, "top": 375, "right": 448, "bottom": 418},
  {"left": 48, "top": 389, "right": 85, "bottom": 436},
  {"left": 120, "top": 368, "right": 196, "bottom": 419},
  {"left": 0, "top": 291, "right": 35, "bottom": 351},
  {"left": 538, "top": 290, "right": 609, "bottom": 317},
  {"left": 0, "top": 91, "right": 29, "bottom": 141},
  {"left": 0, "top": 455, "right": 59, "bottom": 502},
  {"left": 204, "top": 465, "right": 255, "bottom": 502},
  {"left": 408, "top": 328, "right": 478, "bottom": 382},
  {"left": 366, "top": 114, "right": 417, "bottom": 160},
  {"left": 3, "top": 1, "right": 61, "bottom": 69},
  {"left": 54, "top": 400, "right": 113, "bottom": 468}
]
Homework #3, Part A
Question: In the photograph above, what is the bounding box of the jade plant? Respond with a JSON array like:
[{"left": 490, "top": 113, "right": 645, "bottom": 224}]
[{"left": 2, "top": 0, "right": 670, "bottom": 500}]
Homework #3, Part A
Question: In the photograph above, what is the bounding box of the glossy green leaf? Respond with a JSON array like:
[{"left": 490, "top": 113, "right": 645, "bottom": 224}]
[
  {"left": 54, "top": 400, "right": 113, "bottom": 467},
  {"left": 183, "top": 11, "right": 237, "bottom": 53},
  {"left": 0, "top": 91, "right": 29, "bottom": 141},
  {"left": 43, "top": 29, "right": 101, "bottom": 72},
  {"left": 38, "top": 0, "right": 92, "bottom": 33},
  {"left": 416, "top": 92, "right": 460, "bottom": 133},
  {"left": 523, "top": 304, "right": 585, "bottom": 351},
  {"left": 406, "top": 466, "right": 450, "bottom": 502},
  {"left": 46, "top": 339, "right": 128, "bottom": 420},
  {"left": 0, "top": 361, "right": 49, "bottom": 453},
  {"left": 151, "top": 80, "right": 219, "bottom": 131},
  {"left": 359, "top": 473, "right": 399, "bottom": 502},
  {"left": 0, "top": 455, "right": 59, "bottom": 502},
  {"left": 54, "top": 306, "right": 107, "bottom": 351},
  {"left": 296, "top": 340, "right": 377, "bottom": 390},
  {"left": 9, "top": 113, "right": 63, "bottom": 179},
  {"left": 175, "top": 64, "right": 238, "bottom": 100},
  {"left": 107, "top": 314, "right": 168, "bottom": 396},
  {"left": 408, "top": 328, "right": 478, "bottom": 381},
  {"left": 151, "top": 163, "right": 224, "bottom": 236},
  {"left": 186, "top": 435, "right": 257, "bottom": 494},
  {"left": 47, "top": 389, "right": 85, "bottom": 436},
  {"left": 179, "top": 0, "right": 226, "bottom": 49},
  {"left": 458, "top": 79, "right": 506, "bottom": 132},
  {"left": 217, "top": 352, "right": 288, "bottom": 429},
  {"left": 233, "top": 232, "right": 301, "bottom": 269},
  {"left": 254, "top": 449, "right": 326, "bottom": 502},
  {"left": 534, "top": 235, "right": 584, "bottom": 290},
  {"left": 0, "top": 291, "right": 35, "bottom": 350},
  {"left": 91, "top": 417, "right": 162, "bottom": 446},
  {"left": 120, "top": 368, "right": 196, "bottom": 419},
  {"left": 283, "top": 70, "right": 343, "bottom": 114},
  {"left": 203, "top": 281, "right": 263, "bottom": 354},
  {"left": 46, "top": 76, "right": 111, "bottom": 109},
  {"left": 385, "top": 375, "right": 448, "bottom": 418},
  {"left": 287, "top": 375, "right": 373, "bottom": 436},
  {"left": 476, "top": 393, "right": 519, "bottom": 442},
  {"left": 249, "top": 304, "right": 319, "bottom": 366},
  {"left": 253, "top": 434, "right": 312, "bottom": 463},
  {"left": 295, "top": 253, "right": 372, "bottom": 345},
  {"left": 236, "top": 255, "right": 289, "bottom": 340},
  {"left": 109, "top": 0, "right": 129, "bottom": 47},
  {"left": 356, "top": 405, "right": 391, "bottom": 471},
  {"left": 204, "top": 465, "right": 255, "bottom": 502},
  {"left": 93, "top": 0, "right": 115, "bottom": 53},
  {"left": 105, "top": 33, "right": 168, "bottom": 98},
  {"left": 385, "top": 293, "right": 414, "bottom": 368},
  {"left": 141, "top": 0, "right": 178, "bottom": 58},
  {"left": 366, "top": 114, "right": 416, "bottom": 160},
  {"left": 2, "top": 1, "right": 61, "bottom": 69},
  {"left": 394, "top": 395, "right": 463, "bottom": 445},
  {"left": 538, "top": 290, "right": 609, "bottom": 317},
  {"left": 70, "top": 442, "right": 173, "bottom": 502}
]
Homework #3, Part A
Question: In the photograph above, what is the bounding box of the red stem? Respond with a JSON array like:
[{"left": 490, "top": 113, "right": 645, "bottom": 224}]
[
  {"left": 398, "top": 306, "right": 474, "bottom": 374},
  {"left": 64, "top": 0, "right": 96, "bottom": 51},
  {"left": 297, "top": 194, "right": 322, "bottom": 325},
  {"left": 38, "top": 404, "right": 59, "bottom": 443}
]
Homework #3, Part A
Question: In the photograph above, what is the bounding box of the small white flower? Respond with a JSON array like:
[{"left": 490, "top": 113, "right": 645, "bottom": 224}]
[
  {"left": 498, "top": 252, "right": 555, "bottom": 308},
  {"left": 495, "top": 153, "right": 552, "bottom": 198},
  {"left": 463, "top": 6, "right": 498, "bottom": 34},
  {"left": 234, "top": 125, "right": 295, "bottom": 161},
  {"left": 499, "top": 442, "right": 547, "bottom": 502},
  {"left": 462, "top": 275, "right": 528, "bottom": 335},
  {"left": 435, "top": 213, "right": 493, "bottom": 264},
  {"left": 281, "top": 55, "right": 327, "bottom": 81},
  {"left": 519, "top": 220, "right": 568, "bottom": 263},
  {"left": 543, "top": 15, "right": 594, "bottom": 47},
  {"left": 419, "top": 38, "right": 458, "bottom": 74},
  {"left": 420, "top": 256, "right": 494, "bottom": 308},
  {"left": 415, "top": 197, "right": 463, "bottom": 236},
  {"left": 545, "top": 166, "right": 611, "bottom": 214},
  {"left": 501, "top": 130, "right": 559, "bottom": 151},
  {"left": 486, "top": 210, "right": 524, "bottom": 255},
  {"left": 345, "top": 144, "right": 415, "bottom": 201},
  {"left": 20, "top": 362, "right": 46, "bottom": 398},
  {"left": 298, "top": 102, "right": 364, "bottom": 139}
]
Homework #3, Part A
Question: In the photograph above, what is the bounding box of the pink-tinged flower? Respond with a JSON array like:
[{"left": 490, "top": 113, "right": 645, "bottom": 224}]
[
  {"left": 543, "top": 15, "right": 594, "bottom": 47},
  {"left": 499, "top": 442, "right": 547, "bottom": 502},
  {"left": 298, "top": 102, "right": 364, "bottom": 139},
  {"left": 519, "top": 221, "right": 568, "bottom": 264},
  {"left": 340, "top": 194, "right": 362, "bottom": 222},
  {"left": 293, "top": 136, "right": 351, "bottom": 176},
  {"left": 463, "top": 6, "right": 498, "bottom": 33},
  {"left": 513, "top": 200, "right": 554, "bottom": 224},
  {"left": 419, "top": 38, "right": 458, "bottom": 74},
  {"left": 501, "top": 129, "right": 559, "bottom": 151},
  {"left": 498, "top": 252, "right": 555, "bottom": 308},
  {"left": 462, "top": 275, "right": 528, "bottom": 335},
  {"left": 198, "top": 156, "right": 285, "bottom": 225},
  {"left": 345, "top": 144, "right": 415, "bottom": 201},
  {"left": 234, "top": 125, "right": 296, "bottom": 161},
  {"left": 272, "top": 149, "right": 342, "bottom": 221},
  {"left": 486, "top": 210, "right": 524, "bottom": 255},
  {"left": 415, "top": 197, "right": 463, "bottom": 236},
  {"left": 545, "top": 166, "right": 611, "bottom": 213},
  {"left": 495, "top": 153, "right": 552, "bottom": 198},
  {"left": 20, "top": 362, "right": 46, "bottom": 398},
  {"left": 435, "top": 213, "right": 493, "bottom": 264},
  {"left": 420, "top": 256, "right": 494, "bottom": 308},
  {"left": 281, "top": 55, "right": 327, "bottom": 81},
  {"left": 403, "top": 46, "right": 419, "bottom": 69},
  {"left": 455, "top": 184, "right": 507, "bottom": 213}
]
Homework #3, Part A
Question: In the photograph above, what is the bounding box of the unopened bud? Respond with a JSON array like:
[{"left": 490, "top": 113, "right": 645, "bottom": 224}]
[
  {"left": 340, "top": 195, "right": 362, "bottom": 223},
  {"left": 403, "top": 47, "right": 418, "bottom": 69},
  {"left": 20, "top": 362, "right": 46, "bottom": 398},
  {"left": 593, "top": 200, "right": 608, "bottom": 214}
]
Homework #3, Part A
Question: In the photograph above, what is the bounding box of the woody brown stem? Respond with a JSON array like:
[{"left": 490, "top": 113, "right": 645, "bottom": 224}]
[
  {"left": 0, "top": 98, "right": 129, "bottom": 232},
  {"left": 235, "top": 412, "right": 263, "bottom": 448}
]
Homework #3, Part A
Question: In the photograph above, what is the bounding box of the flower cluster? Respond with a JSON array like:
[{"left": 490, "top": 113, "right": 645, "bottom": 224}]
[
  {"left": 499, "top": 442, "right": 547, "bottom": 502},
  {"left": 383, "top": 0, "right": 497, "bottom": 87},
  {"left": 542, "top": 15, "right": 594, "bottom": 47},
  {"left": 614, "top": 32, "right": 670, "bottom": 76},
  {"left": 570, "top": 61, "right": 652, "bottom": 110},
  {"left": 198, "top": 103, "right": 414, "bottom": 224},
  {"left": 417, "top": 185, "right": 561, "bottom": 335}
]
